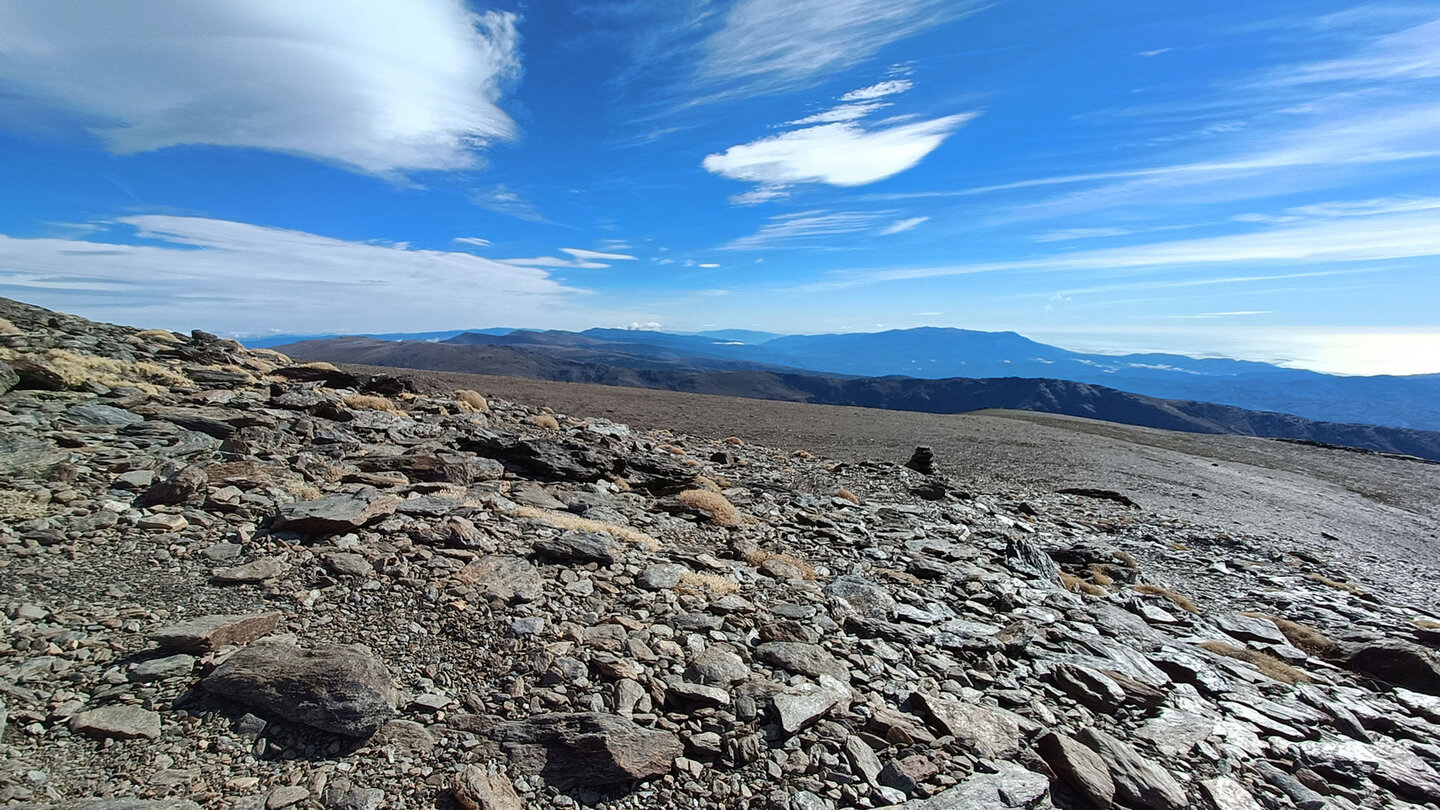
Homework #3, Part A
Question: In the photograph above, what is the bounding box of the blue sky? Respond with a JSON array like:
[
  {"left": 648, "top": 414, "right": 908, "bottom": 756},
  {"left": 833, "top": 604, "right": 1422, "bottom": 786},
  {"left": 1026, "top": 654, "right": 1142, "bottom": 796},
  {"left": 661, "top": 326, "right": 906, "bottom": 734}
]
[{"left": 1, "top": 1, "right": 1437, "bottom": 374}]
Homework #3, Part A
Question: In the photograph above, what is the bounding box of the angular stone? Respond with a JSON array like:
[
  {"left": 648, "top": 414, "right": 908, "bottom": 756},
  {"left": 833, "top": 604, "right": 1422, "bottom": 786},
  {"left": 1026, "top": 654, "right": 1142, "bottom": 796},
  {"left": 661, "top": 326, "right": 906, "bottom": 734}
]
[
  {"left": 212, "top": 557, "right": 287, "bottom": 584},
  {"left": 909, "top": 692, "right": 1021, "bottom": 759},
  {"left": 825, "top": 574, "right": 895, "bottom": 620},
  {"left": 532, "top": 531, "right": 620, "bottom": 565},
  {"left": 136, "top": 513, "right": 188, "bottom": 531},
  {"left": 489, "top": 712, "right": 682, "bottom": 788},
  {"left": 459, "top": 556, "right": 543, "bottom": 604},
  {"left": 1344, "top": 640, "right": 1440, "bottom": 695},
  {"left": 271, "top": 492, "right": 399, "bottom": 536},
  {"left": 686, "top": 645, "right": 750, "bottom": 686},
  {"left": 265, "top": 786, "right": 310, "bottom": 810},
  {"left": 880, "top": 754, "right": 939, "bottom": 797},
  {"left": 70, "top": 705, "right": 161, "bottom": 740},
  {"left": 756, "top": 642, "right": 849, "bottom": 682},
  {"left": 150, "top": 612, "right": 283, "bottom": 653},
  {"left": 68, "top": 404, "right": 144, "bottom": 426},
  {"left": 638, "top": 563, "right": 688, "bottom": 590},
  {"left": 8, "top": 801, "right": 202, "bottom": 809},
  {"left": 0, "top": 359, "right": 16, "bottom": 395},
  {"left": 139, "top": 464, "right": 208, "bottom": 507},
  {"left": 1198, "top": 777, "right": 1264, "bottom": 810},
  {"left": 895, "top": 761, "right": 1049, "bottom": 808},
  {"left": 845, "top": 735, "right": 884, "bottom": 787},
  {"left": 1039, "top": 731, "right": 1116, "bottom": 809},
  {"left": 1076, "top": 726, "right": 1188, "bottom": 810},
  {"left": 128, "top": 653, "right": 195, "bottom": 682},
  {"left": 667, "top": 681, "right": 731, "bottom": 708},
  {"left": 452, "top": 765, "right": 523, "bottom": 810},
  {"left": 1052, "top": 663, "right": 1127, "bottom": 713},
  {"left": 1004, "top": 534, "right": 1059, "bottom": 581},
  {"left": 1288, "top": 738, "right": 1440, "bottom": 804},
  {"left": 201, "top": 641, "right": 397, "bottom": 737},
  {"left": 773, "top": 675, "right": 848, "bottom": 735},
  {"left": 323, "top": 552, "right": 373, "bottom": 578},
  {"left": 1215, "top": 613, "right": 1288, "bottom": 645}
]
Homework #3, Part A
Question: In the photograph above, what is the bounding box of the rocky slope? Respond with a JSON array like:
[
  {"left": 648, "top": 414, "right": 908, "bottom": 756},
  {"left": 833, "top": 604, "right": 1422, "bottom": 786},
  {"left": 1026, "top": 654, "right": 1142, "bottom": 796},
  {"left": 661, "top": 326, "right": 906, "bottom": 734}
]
[{"left": 3, "top": 296, "right": 1440, "bottom": 810}]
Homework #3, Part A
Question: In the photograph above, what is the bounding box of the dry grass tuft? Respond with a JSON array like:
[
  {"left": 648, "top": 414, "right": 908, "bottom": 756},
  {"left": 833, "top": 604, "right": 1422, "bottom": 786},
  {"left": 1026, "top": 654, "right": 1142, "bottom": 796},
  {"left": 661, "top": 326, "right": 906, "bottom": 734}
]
[
  {"left": 248, "top": 348, "right": 293, "bottom": 365},
  {"left": 792, "top": 450, "right": 814, "bottom": 459},
  {"left": 1087, "top": 564, "right": 1115, "bottom": 587},
  {"left": 1306, "top": 573, "right": 1368, "bottom": 597},
  {"left": 1060, "top": 571, "right": 1108, "bottom": 597},
  {"left": 282, "top": 481, "right": 324, "bottom": 501},
  {"left": 692, "top": 476, "right": 723, "bottom": 494},
  {"left": 0, "top": 316, "right": 20, "bottom": 336},
  {"left": 530, "top": 413, "right": 560, "bottom": 430},
  {"left": 513, "top": 505, "right": 659, "bottom": 551},
  {"left": 1415, "top": 619, "right": 1440, "bottom": 630},
  {"left": 873, "top": 567, "right": 922, "bottom": 585},
  {"left": 676, "top": 572, "right": 738, "bottom": 597},
  {"left": 0, "top": 489, "right": 47, "bottom": 520},
  {"left": 1112, "top": 550, "right": 1140, "bottom": 571},
  {"left": 131, "top": 328, "right": 183, "bottom": 344},
  {"left": 1135, "top": 583, "right": 1200, "bottom": 614},
  {"left": 298, "top": 361, "right": 339, "bottom": 372},
  {"left": 1, "top": 347, "right": 191, "bottom": 394},
  {"left": 455, "top": 389, "right": 490, "bottom": 413},
  {"left": 744, "top": 549, "right": 818, "bottom": 580},
  {"left": 722, "top": 436, "right": 745, "bottom": 446},
  {"left": 1199, "top": 640, "right": 1311, "bottom": 684},
  {"left": 836, "top": 488, "right": 861, "bottom": 505},
  {"left": 677, "top": 488, "right": 740, "bottom": 526},
  {"left": 1240, "top": 612, "right": 1337, "bottom": 655},
  {"left": 657, "top": 443, "right": 687, "bottom": 455},
  {"left": 342, "top": 394, "right": 403, "bottom": 414},
  {"left": 1169, "top": 541, "right": 1191, "bottom": 551}
]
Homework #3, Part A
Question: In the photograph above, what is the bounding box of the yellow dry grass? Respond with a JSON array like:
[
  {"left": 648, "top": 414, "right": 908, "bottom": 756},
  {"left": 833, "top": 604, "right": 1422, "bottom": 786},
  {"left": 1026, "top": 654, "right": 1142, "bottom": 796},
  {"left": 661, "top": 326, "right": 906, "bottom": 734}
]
[
  {"left": 1415, "top": 619, "right": 1440, "bottom": 630},
  {"left": 1113, "top": 550, "right": 1140, "bottom": 571},
  {"left": 298, "top": 361, "right": 339, "bottom": 371},
  {"left": 1306, "top": 573, "right": 1368, "bottom": 597},
  {"left": 1087, "top": 564, "right": 1115, "bottom": 587},
  {"left": 247, "top": 348, "right": 293, "bottom": 365},
  {"left": 1060, "top": 571, "right": 1108, "bottom": 597},
  {"left": 657, "top": 443, "right": 687, "bottom": 455},
  {"left": 513, "top": 505, "right": 659, "bottom": 551},
  {"left": 836, "top": 488, "right": 861, "bottom": 505},
  {"left": 1134, "top": 583, "right": 1200, "bottom": 614},
  {"left": 1240, "top": 612, "right": 1337, "bottom": 655},
  {"left": 130, "top": 328, "right": 183, "bottom": 344},
  {"left": 676, "top": 488, "right": 740, "bottom": 526},
  {"left": 0, "top": 316, "right": 19, "bottom": 335},
  {"left": 722, "top": 436, "right": 745, "bottom": 446},
  {"left": 0, "top": 489, "right": 46, "bottom": 520},
  {"left": 0, "top": 347, "right": 190, "bottom": 394},
  {"left": 676, "top": 572, "right": 738, "bottom": 597},
  {"left": 342, "top": 394, "right": 403, "bottom": 414},
  {"left": 530, "top": 413, "right": 560, "bottom": 430},
  {"left": 1199, "top": 640, "right": 1311, "bottom": 684},
  {"left": 743, "top": 549, "right": 817, "bottom": 580},
  {"left": 692, "top": 476, "right": 723, "bottom": 494},
  {"left": 792, "top": 450, "right": 814, "bottom": 459},
  {"left": 873, "top": 567, "right": 922, "bottom": 585},
  {"left": 455, "top": 389, "right": 490, "bottom": 412}
]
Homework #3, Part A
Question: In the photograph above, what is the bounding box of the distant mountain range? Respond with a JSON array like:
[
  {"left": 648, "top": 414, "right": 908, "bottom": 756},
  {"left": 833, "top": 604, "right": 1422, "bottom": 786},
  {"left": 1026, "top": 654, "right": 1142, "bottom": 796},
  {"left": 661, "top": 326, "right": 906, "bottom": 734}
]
[
  {"left": 262, "top": 325, "right": 1440, "bottom": 433},
  {"left": 273, "top": 332, "right": 1440, "bottom": 462}
]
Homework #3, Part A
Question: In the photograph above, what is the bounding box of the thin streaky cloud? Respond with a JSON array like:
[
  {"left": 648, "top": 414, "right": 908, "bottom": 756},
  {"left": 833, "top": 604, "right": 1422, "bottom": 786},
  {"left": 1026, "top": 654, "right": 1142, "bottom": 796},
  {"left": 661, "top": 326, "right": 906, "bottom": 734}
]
[
  {"left": 879, "top": 216, "right": 929, "bottom": 235},
  {"left": 562, "top": 248, "right": 638, "bottom": 261}
]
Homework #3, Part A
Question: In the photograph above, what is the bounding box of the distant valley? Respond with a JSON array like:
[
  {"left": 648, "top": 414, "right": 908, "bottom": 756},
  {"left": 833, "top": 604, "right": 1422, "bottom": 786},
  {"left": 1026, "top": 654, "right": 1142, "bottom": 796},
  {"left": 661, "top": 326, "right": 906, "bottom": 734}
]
[{"left": 273, "top": 330, "right": 1440, "bottom": 462}]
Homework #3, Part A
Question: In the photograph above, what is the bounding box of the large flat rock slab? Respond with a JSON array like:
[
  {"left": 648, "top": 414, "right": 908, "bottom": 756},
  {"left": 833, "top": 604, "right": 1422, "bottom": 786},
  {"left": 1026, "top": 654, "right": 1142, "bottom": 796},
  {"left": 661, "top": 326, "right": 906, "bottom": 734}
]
[
  {"left": 201, "top": 641, "right": 397, "bottom": 737},
  {"left": 271, "top": 492, "right": 399, "bottom": 536},
  {"left": 150, "top": 612, "right": 283, "bottom": 653}
]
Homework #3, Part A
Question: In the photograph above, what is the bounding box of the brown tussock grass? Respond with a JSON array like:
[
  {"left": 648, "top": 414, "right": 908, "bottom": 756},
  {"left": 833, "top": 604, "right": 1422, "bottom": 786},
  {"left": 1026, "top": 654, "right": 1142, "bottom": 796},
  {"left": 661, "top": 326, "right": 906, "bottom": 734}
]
[
  {"left": 1088, "top": 564, "right": 1115, "bottom": 587},
  {"left": 692, "top": 476, "right": 723, "bottom": 494},
  {"left": 744, "top": 549, "right": 818, "bottom": 580},
  {"left": 1134, "top": 583, "right": 1200, "bottom": 614},
  {"left": 657, "top": 443, "right": 687, "bottom": 455},
  {"left": 1, "top": 347, "right": 190, "bottom": 394},
  {"left": 0, "top": 489, "right": 47, "bottom": 520},
  {"left": 1240, "top": 612, "right": 1337, "bottom": 655},
  {"left": 455, "top": 389, "right": 490, "bottom": 413},
  {"left": 792, "top": 450, "right": 814, "bottom": 459},
  {"left": 722, "top": 436, "right": 745, "bottom": 446},
  {"left": 1169, "top": 541, "right": 1191, "bottom": 551},
  {"left": 873, "top": 567, "right": 922, "bottom": 585},
  {"left": 247, "top": 348, "right": 292, "bottom": 365},
  {"left": 0, "top": 316, "right": 19, "bottom": 335},
  {"left": 677, "top": 488, "right": 740, "bottom": 526},
  {"left": 298, "top": 361, "right": 339, "bottom": 371},
  {"left": 1199, "top": 640, "right": 1311, "bottom": 685},
  {"left": 1060, "top": 571, "right": 1108, "bottom": 597},
  {"left": 676, "top": 572, "right": 738, "bottom": 597},
  {"left": 131, "top": 328, "right": 184, "bottom": 344},
  {"left": 1306, "top": 573, "right": 1368, "bottom": 597},
  {"left": 530, "top": 413, "right": 560, "bottom": 430},
  {"left": 513, "top": 505, "right": 659, "bottom": 551},
  {"left": 836, "top": 488, "right": 861, "bottom": 505},
  {"left": 342, "top": 394, "right": 403, "bottom": 414},
  {"left": 1415, "top": 619, "right": 1440, "bottom": 630},
  {"left": 1112, "top": 550, "right": 1140, "bottom": 571}
]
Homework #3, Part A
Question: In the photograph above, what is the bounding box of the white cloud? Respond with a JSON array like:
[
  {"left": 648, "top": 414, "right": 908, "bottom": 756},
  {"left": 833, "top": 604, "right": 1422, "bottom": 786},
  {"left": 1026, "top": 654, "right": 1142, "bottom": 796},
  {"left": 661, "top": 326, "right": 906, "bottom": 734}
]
[
  {"left": 454, "top": 237, "right": 492, "bottom": 247},
  {"left": 0, "top": 1, "right": 520, "bottom": 176},
  {"left": 785, "top": 101, "right": 890, "bottom": 126},
  {"left": 723, "top": 210, "right": 892, "bottom": 250},
  {"left": 561, "top": 248, "right": 638, "bottom": 261},
  {"left": 1263, "top": 16, "right": 1440, "bottom": 85},
  {"left": 1137, "top": 48, "right": 1172, "bottom": 58},
  {"left": 1033, "top": 227, "right": 1133, "bottom": 242},
  {"left": 697, "top": 263, "right": 721, "bottom": 268},
  {"left": 0, "top": 216, "right": 585, "bottom": 334},
  {"left": 471, "top": 185, "right": 544, "bottom": 221},
  {"left": 842, "top": 79, "right": 913, "bottom": 101},
  {"left": 728, "top": 185, "right": 792, "bottom": 206},
  {"left": 704, "top": 115, "right": 975, "bottom": 189},
  {"left": 696, "top": 0, "right": 983, "bottom": 98},
  {"left": 879, "top": 216, "right": 928, "bottom": 235}
]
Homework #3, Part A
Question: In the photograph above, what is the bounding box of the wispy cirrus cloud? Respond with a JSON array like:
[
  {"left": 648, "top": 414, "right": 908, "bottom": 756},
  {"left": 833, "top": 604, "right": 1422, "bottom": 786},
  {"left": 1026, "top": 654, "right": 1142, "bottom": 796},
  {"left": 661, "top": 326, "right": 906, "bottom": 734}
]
[
  {"left": 879, "top": 216, "right": 929, "bottom": 235},
  {"left": 0, "top": 216, "right": 584, "bottom": 334},
  {"left": 0, "top": 1, "right": 521, "bottom": 177},
  {"left": 721, "top": 210, "right": 893, "bottom": 250}
]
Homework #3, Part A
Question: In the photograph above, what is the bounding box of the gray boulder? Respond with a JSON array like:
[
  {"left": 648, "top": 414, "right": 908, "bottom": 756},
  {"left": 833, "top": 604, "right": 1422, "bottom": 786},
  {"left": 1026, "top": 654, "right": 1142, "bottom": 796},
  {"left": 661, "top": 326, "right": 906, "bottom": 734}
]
[
  {"left": 201, "top": 641, "right": 397, "bottom": 737},
  {"left": 488, "top": 712, "right": 682, "bottom": 788}
]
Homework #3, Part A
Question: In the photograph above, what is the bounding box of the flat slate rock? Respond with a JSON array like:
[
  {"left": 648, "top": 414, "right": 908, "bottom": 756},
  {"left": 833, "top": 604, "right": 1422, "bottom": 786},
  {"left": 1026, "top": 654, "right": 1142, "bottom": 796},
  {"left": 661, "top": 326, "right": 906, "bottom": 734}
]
[
  {"left": 910, "top": 692, "right": 1022, "bottom": 759},
  {"left": 10, "top": 801, "right": 202, "bottom": 810},
  {"left": 488, "top": 712, "right": 682, "bottom": 788},
  {"left": 150, "top": 612, "right": 283, "bottom": 653},
  {"left": 271, "top": 492, "right": 399, "bottom": 535},
  {"left": 1076, "top": 726, "right": 1188, "bottom": 810},
  {"left": 202, "top": 641, "right": 397, "bottom": 737},
  {"left": 69, "top": 705, "right": 162, "bottom": 740}
]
